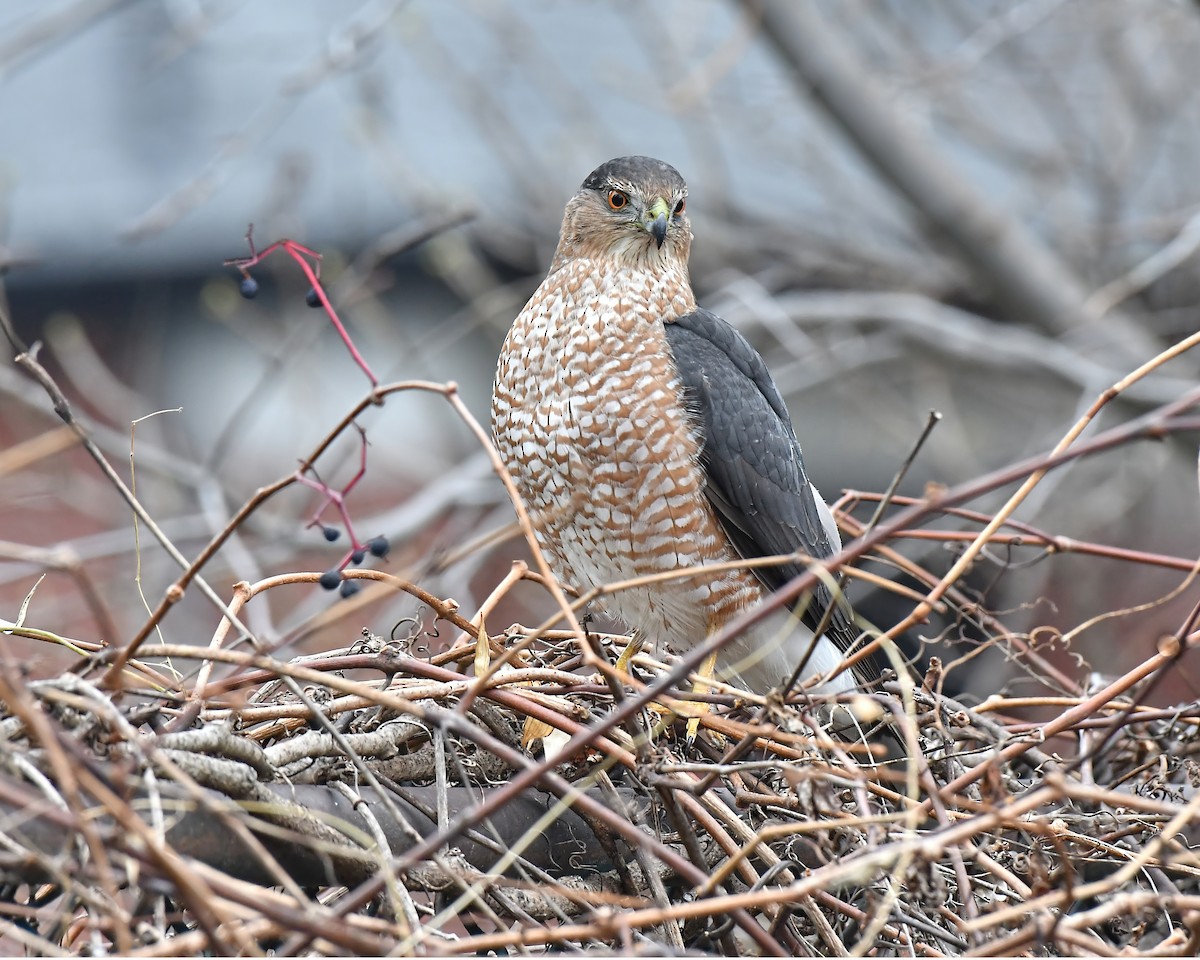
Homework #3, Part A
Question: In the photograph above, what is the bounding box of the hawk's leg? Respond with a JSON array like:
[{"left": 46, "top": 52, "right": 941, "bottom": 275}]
[
  {"left": 613, "top": 633, "right": 644, "bottom": 676},
  {"left": 686, "top": 648, "right": 721, "bottom": 744}
]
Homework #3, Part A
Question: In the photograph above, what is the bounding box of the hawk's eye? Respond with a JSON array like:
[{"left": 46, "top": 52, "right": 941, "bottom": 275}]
[
  {"left": 674, "top": 198, "right": 686, "bottom": 216},
  {"left": 607, "top": 190, "right": 629, "bottom": 210}
]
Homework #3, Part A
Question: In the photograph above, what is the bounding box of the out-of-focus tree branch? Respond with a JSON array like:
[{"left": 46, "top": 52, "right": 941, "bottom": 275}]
[{"left": 745, "top": 0, "right": 1167, "bottom": 365}]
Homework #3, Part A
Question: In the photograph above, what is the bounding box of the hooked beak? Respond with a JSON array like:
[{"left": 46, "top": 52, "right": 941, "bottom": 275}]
[{"left": 645, "top": 197, "right": 670, "bottom": 248}]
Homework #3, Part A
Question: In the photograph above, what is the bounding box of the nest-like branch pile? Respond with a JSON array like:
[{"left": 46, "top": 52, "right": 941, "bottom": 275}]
[
  {"left": 5, "top": 259, "right": 1200, "bottom": 957},
  {"left": 3, "top": 610, "right": 1200, "bottom": 957}
]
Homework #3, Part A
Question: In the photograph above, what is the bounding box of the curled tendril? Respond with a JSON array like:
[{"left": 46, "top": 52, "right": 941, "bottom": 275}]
[{"left": 389, "top": 615, "right": 421, "bottom": 647}]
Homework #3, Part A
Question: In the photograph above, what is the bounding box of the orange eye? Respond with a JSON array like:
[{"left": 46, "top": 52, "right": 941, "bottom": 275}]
[
  {"left": 674, "top": 198, "right": 686, "bottom": 216},
  {"left": 607, "top": 190, "right": 628, "bottom": 210}
]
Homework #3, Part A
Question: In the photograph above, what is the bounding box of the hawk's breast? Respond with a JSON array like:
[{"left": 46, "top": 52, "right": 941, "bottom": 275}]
[{"left": 491, "top": 259, "right": 766, "bottom": 649}]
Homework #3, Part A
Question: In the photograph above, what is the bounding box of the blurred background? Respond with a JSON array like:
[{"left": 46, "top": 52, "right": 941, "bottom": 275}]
[{"left": 3, "top": 0, "right": 1199, "bottom": 701}]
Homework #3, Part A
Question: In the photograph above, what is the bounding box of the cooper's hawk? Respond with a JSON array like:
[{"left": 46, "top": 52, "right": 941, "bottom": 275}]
[{"left": 492, "top": 156, "right": 861, "bottom": 696}]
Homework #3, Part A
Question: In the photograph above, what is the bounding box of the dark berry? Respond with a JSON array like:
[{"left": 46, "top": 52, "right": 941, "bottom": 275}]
[
  {"left": 350, "top": 549, "right": 366, "bottom": 565},
  {"left": 305, "top": 286, "right": 322, "bottom": 308},
  {"left": 322, "top": 525, "right": 340, "bottom": 542},
  {"left": 367, "top": 535, "right": 389, "bottom": 558},
  {"left": 239, "top": 276, "right": 259, "bottom": 299},
  {"left": 319, "top": 569, "right": 341, "bottom": 590},
  {"left": 340, "top": 580, "right": 361, "bottom": 599}
]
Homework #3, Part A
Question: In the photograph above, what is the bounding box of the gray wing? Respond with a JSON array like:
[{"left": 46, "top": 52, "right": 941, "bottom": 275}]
[{"left": 663, "top": 309, "right": 861, "bottom": 661}]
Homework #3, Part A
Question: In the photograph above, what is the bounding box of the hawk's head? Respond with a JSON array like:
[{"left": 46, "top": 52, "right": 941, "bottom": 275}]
[{"left": 554, "top": 156, "right": 692, "bottom": 270}]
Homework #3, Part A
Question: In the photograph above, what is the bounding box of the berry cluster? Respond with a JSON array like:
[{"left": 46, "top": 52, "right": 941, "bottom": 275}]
[
  {"left": 294, "top": 426, "right": 389, "bottom": 600},
  {"left": 224, "top": 224, "right": 379, "bottom": 386},
  {"left": 317, "top": 534, "right": 390, "bottom": 597},
  {"left": 236, "top": 275, "right": 324, "bottom": 310},
  {"left": 226, "top": 226, "right": 389, "bottom": 601}
]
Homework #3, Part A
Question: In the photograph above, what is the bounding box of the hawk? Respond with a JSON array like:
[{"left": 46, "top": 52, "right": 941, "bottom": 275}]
[{"left": 491, "top": 156, "right": 861, "bottom": 697}]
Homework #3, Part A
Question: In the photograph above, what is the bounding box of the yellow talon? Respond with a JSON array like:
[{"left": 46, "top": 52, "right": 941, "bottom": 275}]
[
  {"left": 614, "top": 634, "right": 644, "bottom": 676},
  {"left": 686, "top": 649, "right": 720, "bottom": 745}
]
